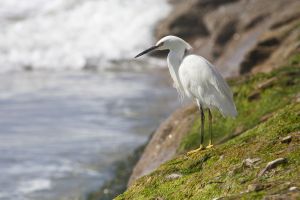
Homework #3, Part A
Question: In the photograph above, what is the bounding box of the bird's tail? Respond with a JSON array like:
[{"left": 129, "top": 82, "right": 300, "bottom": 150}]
[{"left": 220, "top": 99, "right": 238, "bottom": 117}]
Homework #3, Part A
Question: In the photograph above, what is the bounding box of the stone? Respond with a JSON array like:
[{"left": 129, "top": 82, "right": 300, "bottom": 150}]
[
  {"left": 281, "top": 135, "right": 292, "bottom": 144},
  {"left": 248, "top": 184, "right": 264, "bottom": 192},
  {"left": 289, "top": 186, "right": 298, "bottom": 191},
  {"left": 258, "top": 158, "right": 287, "bottom": 177},
  {"left": 165, "top": 173, "right": 182, "bottom": 180},
  {"left": 243, "top": 158, "right": 261, "bottom": 167}
]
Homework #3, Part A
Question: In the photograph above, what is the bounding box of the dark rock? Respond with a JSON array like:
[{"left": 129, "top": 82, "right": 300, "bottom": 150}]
[
  {"left": 212, "top": 19, "right": 238, "bottom": 58},
  {"left": 244, "top": 14, "right": 268, "bottom": 30},
  {"left": 215, "top": 20, "right": 238, "bottom": 46},
  {"left": 257, "top": 38, "right": 280, "bottom": 47},
  {"left": 169, "top": 14, "right": 210, "bottom": 38},
  {"left": 240, "top": 47, "right": 274, "bottom": 74}
]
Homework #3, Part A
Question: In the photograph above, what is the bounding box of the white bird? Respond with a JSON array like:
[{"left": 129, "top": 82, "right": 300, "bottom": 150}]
[{"left": 135, "top": 35, "right": 237, "bottom": 153}]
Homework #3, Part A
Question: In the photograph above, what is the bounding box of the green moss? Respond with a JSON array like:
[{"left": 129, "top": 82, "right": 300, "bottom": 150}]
[
  {"left": 115, "top": 53, "right": 300, "bottom": 200},
  {"left": 116, "top": 103, "right": 300, "bottom": 200},
  {"left": 289, "top": 53, "right": 300, "bottom": 66}
]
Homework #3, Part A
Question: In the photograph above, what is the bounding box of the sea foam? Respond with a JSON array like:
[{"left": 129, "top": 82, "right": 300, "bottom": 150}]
[
  {"left": 0, "top": 0, "right": 171, "bottom": 72},
  {"left": 18, "top": 179, "right": 52, "bottom": 194}
]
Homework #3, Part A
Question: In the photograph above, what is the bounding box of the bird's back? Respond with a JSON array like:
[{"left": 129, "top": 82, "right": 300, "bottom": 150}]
[{"left": 179, "top": 55, "right": 237, "bottom": 117}]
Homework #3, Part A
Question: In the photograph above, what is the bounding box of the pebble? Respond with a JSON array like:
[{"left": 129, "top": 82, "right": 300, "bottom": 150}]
[
  {"left": 281, "top": 135, "right": 292, "bottom": 144},
  {"left": 243, "top": 158, "right": 261, "bottom": 167},
  {"left": 165, "top": 173, "right": 182, "bottom": 180},
  {"left": 289, "top": 186, "right": 298, "bottom": 191},
  {"left": 248, "top": 184, "right": 264, "bottom": 192}
]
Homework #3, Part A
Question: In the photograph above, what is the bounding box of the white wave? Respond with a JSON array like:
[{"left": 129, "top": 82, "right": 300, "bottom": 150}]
[
  {"left": 18, "top": 179, "right": 52, "bottom": 194},
  {"left": 7, "top": 162, "right": 74, "bottom": 175},
  {"left": 0, "top": 0, "right": 171, "bottom": 72}
]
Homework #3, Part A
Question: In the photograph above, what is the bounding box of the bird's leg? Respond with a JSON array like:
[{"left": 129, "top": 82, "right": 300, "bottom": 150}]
[
  {"left": 187, "top": 101, "right": 205, "bottom": 155},
  {"left": 206, "top": 109, "right": 214, "bottom": 149},
  {"left": 199, "top": 105, "right": 205, "bottom": 149}
]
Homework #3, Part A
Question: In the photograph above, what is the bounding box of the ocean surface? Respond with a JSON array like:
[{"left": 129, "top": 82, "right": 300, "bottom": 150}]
[{"left": 0, "top": 0, "right": 176, "bottom": 199}]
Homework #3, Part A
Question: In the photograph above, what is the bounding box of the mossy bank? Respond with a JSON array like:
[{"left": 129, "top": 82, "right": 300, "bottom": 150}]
[{"left": 115, "top": 53, "right": 300, "bottom": 200}]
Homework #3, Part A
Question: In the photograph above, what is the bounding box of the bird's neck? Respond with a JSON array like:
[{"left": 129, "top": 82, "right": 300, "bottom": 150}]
[{"left": 167, "top": 49, "right": 185, "bottom": 96}]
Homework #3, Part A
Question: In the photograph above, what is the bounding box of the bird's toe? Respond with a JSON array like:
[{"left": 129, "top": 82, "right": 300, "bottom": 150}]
[{"left": 187, "top": 145, "right": 205, "bottom": 155}]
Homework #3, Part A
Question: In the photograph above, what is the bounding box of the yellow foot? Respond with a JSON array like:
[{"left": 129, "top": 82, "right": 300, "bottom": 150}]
[
  {"left": 187, "top": 145, "right": 205, "bottom": 155},
  {"left": 206, "top": 144, "right": 214, "bottom": 149}
]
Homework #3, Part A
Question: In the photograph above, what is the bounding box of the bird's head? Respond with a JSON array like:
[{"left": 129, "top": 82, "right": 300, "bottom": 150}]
[{"left": 135, "top": 35, "right": 192, "bottom": 58}]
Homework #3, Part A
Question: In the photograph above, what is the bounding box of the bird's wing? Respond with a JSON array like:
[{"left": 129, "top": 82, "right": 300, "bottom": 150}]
[
  {"left": 180, "top": 55, "right": 237, "bottom": 116},
  {"left": 181, "top": 55, "right": 233, "bottom": 99},
  {"left": 204, "top": 59, "right": 234, "bottom": 102}
]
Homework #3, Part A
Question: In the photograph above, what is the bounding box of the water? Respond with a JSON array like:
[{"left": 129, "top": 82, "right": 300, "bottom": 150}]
[
  {"left": 0, "top": 0, "right": 175, "bottom": 199},
  {"left": 0, "top": 67, "right": 178, "bottom": 200}
]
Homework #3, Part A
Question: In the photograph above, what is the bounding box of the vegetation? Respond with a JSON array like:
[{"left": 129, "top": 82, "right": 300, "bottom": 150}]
[{"left": 115, "top": 53, "right": 300, "bottom": 200}]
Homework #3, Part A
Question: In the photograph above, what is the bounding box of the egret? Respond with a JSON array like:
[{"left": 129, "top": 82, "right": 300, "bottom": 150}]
[{"left": 135, "top": 35, "right": 237, "bottom": 153}]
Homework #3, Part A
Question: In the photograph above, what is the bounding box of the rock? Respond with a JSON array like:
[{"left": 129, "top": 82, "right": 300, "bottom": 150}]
[
  {"left": 281, "top": 135, "right": 292, "bottom": 144},
  {"left": 212, "top": 197, "right": 224, "bottom": 200},
  {"left": 248, "top": 184, "right": 264, "bottom": 192},
  {"left": 155, "top": 1, "right": 210, "bottom": 40},
  {"left": 240, "top": 47, "right": 274, "bottom": 74},
  {"left": 219, "top": 155, "right": 224, "bottom": 160},
  {"left": 155, "top": 0, "right": 300, "bottom": 76},
  {"left": 244, "top": 9, "right": 300, "bottom": 74},
  {"left": 243, "top": 158, "right": 261, "bottom": 168},
  {"left": 257, "top": 77, "right": 278, "bottom": 90},
  {"left": 165, "top": 173, "right": 182, "bottom": 180},
  {"left": 263, "top": 194, "right": 289, "bottom": 200},
  {"left": 213, "top": 19, "right": 238, "bottom": 58},
  {"left": 294, "top": 93, "right": 300, "bottom": 103},
  {"left": 128, "top": 104, "right": 197, "bottom": 186},
  {"left": 289, "top": 186, "right": 298, "bottom": 191},
  {"left": 258, "top": 158, "right": 287, "bottom": 177}
]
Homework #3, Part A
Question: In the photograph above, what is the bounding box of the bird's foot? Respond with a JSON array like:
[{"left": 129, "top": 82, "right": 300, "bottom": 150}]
[
  {"left": 206, "top": 144, "right": 214, "bottom": 149},
  {"left": 187, "top": 145, "right": 205, "bottom": 155}
]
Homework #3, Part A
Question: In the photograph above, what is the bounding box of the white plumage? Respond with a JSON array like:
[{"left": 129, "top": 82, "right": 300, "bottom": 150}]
[
  {"left": 135, "top": 35, "right": 237, "bottom": 152},
  {"left": 179, "top": 55, "right": 237, "bottom": 117}
]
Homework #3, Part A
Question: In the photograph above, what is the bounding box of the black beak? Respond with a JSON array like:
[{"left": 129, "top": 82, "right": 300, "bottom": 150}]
[{"left": 134, "top": 45, "right": 160, "bottom": 58}]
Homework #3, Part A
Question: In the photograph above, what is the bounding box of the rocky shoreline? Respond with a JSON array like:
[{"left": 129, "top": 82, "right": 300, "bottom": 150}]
[
  {"left": 89, "top": 0, "right": 300, "bottom": 199},
  {"left": 128, "top": 0, "right": 300, "bottom": 186}
]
